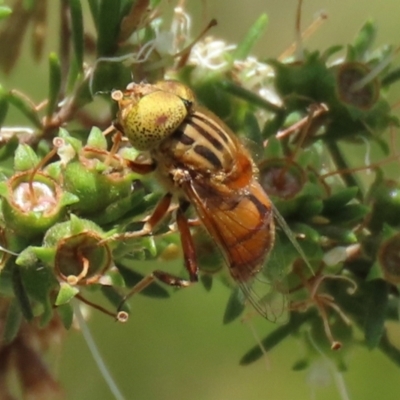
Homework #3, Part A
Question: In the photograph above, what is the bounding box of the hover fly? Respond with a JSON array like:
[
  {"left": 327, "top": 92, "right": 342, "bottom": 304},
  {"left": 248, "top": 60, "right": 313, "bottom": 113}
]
[{"left": 109, "top": 80, "right": 296, "bottom": 320}]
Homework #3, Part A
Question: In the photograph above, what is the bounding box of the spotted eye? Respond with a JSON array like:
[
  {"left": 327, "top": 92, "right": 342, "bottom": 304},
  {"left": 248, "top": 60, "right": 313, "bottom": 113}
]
[{"left": 115, "top": 85, "right": 192, "bottom": 151}]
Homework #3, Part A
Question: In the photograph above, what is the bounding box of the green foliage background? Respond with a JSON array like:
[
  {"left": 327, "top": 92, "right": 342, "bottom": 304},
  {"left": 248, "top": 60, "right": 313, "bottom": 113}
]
[{"left": 1, "top": 1, "right": 400, "bottom": 399}]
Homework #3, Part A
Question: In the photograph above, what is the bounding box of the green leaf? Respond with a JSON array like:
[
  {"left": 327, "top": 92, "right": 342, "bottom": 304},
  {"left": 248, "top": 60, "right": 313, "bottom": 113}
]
[
  {"left": 92, "top": 189, "right": 151, "bottom": 226},
  {"left": 379, "top": 331, "right": 400, "bottom": 368},
  {"left": 58, "top": 303, "right": 74, "bottom": 329},
  {"left": 0, "top": 89, "right": 8, "bottom": 127},
  {"left": 0, "top": 6, "right": 11, "bottom": 20},
  {"left": 96, "top": 0, "right": 122, "bottom": 56},
  {"left": 6, "top": 91, "right": 42, "bottom": 128},
  {"left": 261, "top": 111, "right": 286, "bottom": 139},
  {"left": 19, "top": 263, "right": 57, "bottom": 326},
  {"left": 262, "top": 135, "right": 283, "bottom": 159},
  {"left": 366, "top": 262, "right": 383, "bottom": 281},
  {"left": 296, "top": 196, "right": 324, "bottom": 219},
  {"left": 289, "top": 223, "right": 323, "bottom": 261},
  {"left": 243, "top": 112, "right": 264, "bottom": 150},
  {"left": 27, "top": 246, "right": 56, "bottom": 267},
  {"left": 68, "top": 0, "right": 84, "bottom": 72},
  {"left": 325, "top": 204, "right": 369, "bottom": 225},
  {"left": 382, "top": 66, "right": 400, "bottom": 87},
  {"left": 59, "top": 191, "right": 80, "bottom": 208},
  {"left": 240, "top": 311, "right": 314, "bottom": 365},
  {"left": 270, "top": 52, "right": 336, "bottom": 106},
  {"left": 200, "top": 274, "right": 213, "bottom": 292},
  {"left": 12, "top": 264, "right": 33, "bottom": 321},
  {"left": 46, "top": 53, "right": 62, "bottom": 118},
  {"left": 233, "top": 14, "right": 268, "bottom": 60},
  {"left": 364, "top": 280, "right": 388, "bottom": 349},
  {"left": 0, "top": 181, "right": 8, "bottom": 197},
  {"left": 87, "top": 126, "right": 108, "bottom": 150},
  {"left": 14, "top": 143, "right": 40, "bottom": 171},
  {"left": 101, "top": 285, "right": 129, "bottom": 313},
  {"left": 3, "top": 298, "right": 22, "bottom": 344},
  {"left": 223, "top": 287, "right": 245, "bottom": 324},
  {"left": 87, "top": 0, "right": 99, "bottom": 30},
  {"left": 219, "top": 80, "right": 281, "bottom": 114},
  {"left": 66, "top": 54, "right": 82, "bottom": 93},
  {"left": 22, "top": 0, "right": 35, "bottom": 11},
  {"left": 321, "top": 45, "right": 343, "bottom": 63},
  {"left": 55, "top": 282, "right": 79, "bottom": 305},
  {"left": 292, "top": 358, "right": 309, "bottom": 371},
  {"left": 315, "top": 225, "right": 357, "bottom": 245},
  {"left": 351, "top": 20, "right": 376, "bottom": 61},
  {"left": 0, "top": 135, "right": 18, "bottom": 161},
  {"left": 322, "top": 187, "right": 359, "bottom": 213}
]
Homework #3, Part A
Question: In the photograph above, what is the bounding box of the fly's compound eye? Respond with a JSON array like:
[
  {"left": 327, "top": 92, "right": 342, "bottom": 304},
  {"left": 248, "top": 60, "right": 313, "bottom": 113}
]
[
  {"left": 154, "top": 80, "right": 196, "bottom": 105},
  {"left": 120, "top": 90, "right": 190, "bottom": 151}
]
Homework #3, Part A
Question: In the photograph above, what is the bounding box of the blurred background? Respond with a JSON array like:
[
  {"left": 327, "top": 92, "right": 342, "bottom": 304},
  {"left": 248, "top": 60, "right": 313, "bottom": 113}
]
[{"left": 2, "top": 1, "right": 400, "bottom": 399}]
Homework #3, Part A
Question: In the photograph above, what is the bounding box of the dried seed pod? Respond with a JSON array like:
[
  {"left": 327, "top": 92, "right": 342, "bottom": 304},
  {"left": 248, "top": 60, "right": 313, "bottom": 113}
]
[
  {"left": 335, "top": 62, "right": 379, "bottom": 110},
  {"left": 43, "top": 216, "right": 111, "bottom": 285},
  {"left": 259, "top": 158, "right": 306, "bottom": 200},
  {"left": 0, "top": 171, "right": 77, "bottom": 239},
  {"left": 378, "top": 232, "right": 400, "bottom": 285}
]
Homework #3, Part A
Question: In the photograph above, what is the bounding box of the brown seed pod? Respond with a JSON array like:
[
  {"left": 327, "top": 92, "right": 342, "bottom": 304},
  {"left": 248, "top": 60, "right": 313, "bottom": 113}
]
[
  {"left": 378, "top": 233, "right": 400, "bottom": 285},
  {"left": 335, "top": 62, "right": 379, "bottom": 110},
  {"left": 258, "top": 158, "right": 306, "bottom": 200}
]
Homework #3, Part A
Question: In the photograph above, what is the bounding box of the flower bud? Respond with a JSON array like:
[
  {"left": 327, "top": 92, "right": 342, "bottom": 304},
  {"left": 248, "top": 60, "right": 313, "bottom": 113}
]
[{"left": 63, "top": 147, "right": 134, "bottom": 215}]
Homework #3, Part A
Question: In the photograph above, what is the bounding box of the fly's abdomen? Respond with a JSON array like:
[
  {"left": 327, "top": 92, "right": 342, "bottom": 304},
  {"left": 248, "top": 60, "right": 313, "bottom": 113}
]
[{"left": 222, "top": 182, "right": 275, "bottom": 281}]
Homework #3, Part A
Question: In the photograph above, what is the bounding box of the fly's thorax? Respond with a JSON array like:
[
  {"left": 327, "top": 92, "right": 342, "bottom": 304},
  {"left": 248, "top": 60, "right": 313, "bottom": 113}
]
[
  {"left": 151, "top": 160, "right": 190, "bottom": 199},
  {"left": 157, "top": 106, "right": 242, "bottom": 176}
]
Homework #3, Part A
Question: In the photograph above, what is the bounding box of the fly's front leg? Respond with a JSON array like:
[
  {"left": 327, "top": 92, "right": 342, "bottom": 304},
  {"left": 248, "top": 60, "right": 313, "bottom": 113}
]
[
  {"left": 116, "top": 201, "right": 199, "bottom": 315},
  {"left": 104, "top": 124, "right": 157, "bottom": 174},
  {"left": 153, "top": 201, "right": 199, "bottom": 286},
  {"left": 106, "top": 193, "right": 172, "bottom": 243},
  {"left": 126, "top": 159, "right": 157, "bottom": 174}
]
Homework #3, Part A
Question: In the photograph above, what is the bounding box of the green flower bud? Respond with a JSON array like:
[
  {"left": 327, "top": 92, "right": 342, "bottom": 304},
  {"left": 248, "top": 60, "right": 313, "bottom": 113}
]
[{"left": 63, "top": 147, "right": 134, "bottom": 215}]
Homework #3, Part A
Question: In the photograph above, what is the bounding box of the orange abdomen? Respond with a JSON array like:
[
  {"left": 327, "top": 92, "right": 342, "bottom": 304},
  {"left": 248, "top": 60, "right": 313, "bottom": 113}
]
[{"left": 189, "top": 180, "right": 275, "bottom": 282}]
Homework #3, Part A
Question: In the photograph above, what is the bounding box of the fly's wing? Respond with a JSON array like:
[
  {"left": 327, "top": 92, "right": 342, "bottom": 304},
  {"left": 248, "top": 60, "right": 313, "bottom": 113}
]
[
  {"left": 183, "top": 179, "right": 288, "bottom": 321},
  {"left": 236, "top": 224, "right": 291, "bottom": 323}
]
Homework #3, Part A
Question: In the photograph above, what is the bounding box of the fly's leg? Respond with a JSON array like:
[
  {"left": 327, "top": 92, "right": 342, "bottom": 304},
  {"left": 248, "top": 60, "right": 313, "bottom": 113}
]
[
  {"left": 126, "top": 159, "right": 157, "bottom": 174},
  {"left": 116, "top": 201, "right": 199, "bottom": 316},
  {"left": 154, "top": 201, "right": 198, "bottom": 285},
  {"left": 104, "top": 193, "right": 172, "bottom": 243},
  {"left": 104, "top": 125, "right": 157, "bottom": 174}
]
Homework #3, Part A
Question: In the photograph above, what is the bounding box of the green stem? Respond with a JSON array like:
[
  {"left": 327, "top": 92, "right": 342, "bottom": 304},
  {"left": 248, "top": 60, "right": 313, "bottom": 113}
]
[{"left": 326, "top": 140, "right": 363, "bottom": 201}]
